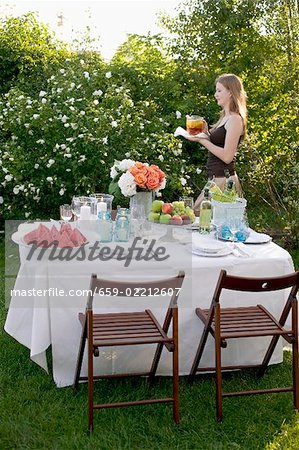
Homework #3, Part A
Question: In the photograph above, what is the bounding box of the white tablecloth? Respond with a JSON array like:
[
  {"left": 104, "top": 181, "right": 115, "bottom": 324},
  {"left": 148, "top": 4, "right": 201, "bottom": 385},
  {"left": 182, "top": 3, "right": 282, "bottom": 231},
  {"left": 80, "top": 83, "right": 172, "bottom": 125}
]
[{"left": 4, "top": 224, "right": 294, "bottom": 387}]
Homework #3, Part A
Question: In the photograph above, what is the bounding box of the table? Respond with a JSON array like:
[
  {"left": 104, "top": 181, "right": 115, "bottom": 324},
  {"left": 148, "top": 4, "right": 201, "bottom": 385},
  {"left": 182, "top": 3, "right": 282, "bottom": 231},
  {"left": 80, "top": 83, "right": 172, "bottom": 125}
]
[{"left": 4, "top": 222, "right": 294, "bottom": 387}]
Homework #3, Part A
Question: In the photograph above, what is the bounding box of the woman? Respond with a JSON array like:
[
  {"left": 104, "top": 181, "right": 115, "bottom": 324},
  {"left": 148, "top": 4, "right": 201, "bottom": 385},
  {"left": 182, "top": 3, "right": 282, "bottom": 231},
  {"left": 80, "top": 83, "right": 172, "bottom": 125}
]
[{"left": 185, "top": 73, "right": 247, "bottom": 212}]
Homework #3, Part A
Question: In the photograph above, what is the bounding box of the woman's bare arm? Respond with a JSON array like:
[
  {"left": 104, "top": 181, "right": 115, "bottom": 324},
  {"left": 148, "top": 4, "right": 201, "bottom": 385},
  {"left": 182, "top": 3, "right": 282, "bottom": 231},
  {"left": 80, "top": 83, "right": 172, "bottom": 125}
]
[{"left": 186, "top": 115, "right": 243, "bottom": 164}]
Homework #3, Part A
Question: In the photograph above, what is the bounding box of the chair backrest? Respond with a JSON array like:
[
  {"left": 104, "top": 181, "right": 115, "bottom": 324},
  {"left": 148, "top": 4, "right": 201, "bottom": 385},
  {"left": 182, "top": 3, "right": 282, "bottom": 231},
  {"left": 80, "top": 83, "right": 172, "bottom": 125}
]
[
  {"left": 213, "top": 270, "right": 299, "bottom": 304},
  {"left": 86, "top": 271, "right": 185, "bottom": 311}
]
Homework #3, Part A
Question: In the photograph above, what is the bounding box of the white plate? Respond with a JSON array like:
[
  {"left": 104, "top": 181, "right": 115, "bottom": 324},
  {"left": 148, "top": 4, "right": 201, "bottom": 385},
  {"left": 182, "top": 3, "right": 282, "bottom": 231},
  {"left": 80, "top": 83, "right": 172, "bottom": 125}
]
[{"left": 186, "top": 243, "right": 233, "bottom": 257}]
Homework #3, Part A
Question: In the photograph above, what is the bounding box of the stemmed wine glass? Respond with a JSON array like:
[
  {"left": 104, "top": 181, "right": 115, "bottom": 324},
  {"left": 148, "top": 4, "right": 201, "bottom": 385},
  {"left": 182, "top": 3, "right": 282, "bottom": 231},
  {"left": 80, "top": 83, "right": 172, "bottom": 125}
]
[{"left": 60, "top": 204, "right": 72, "bottom": 223}]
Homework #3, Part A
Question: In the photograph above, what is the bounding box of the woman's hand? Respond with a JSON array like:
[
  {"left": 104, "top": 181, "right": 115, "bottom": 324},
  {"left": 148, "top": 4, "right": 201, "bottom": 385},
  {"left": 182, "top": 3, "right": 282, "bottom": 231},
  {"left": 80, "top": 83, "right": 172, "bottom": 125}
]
[
  {"left": 202, "top": 119, "right": 209, "bottom": 134},
  {"left": 184, "top": 133, "right": 210, "bottom": 143}
]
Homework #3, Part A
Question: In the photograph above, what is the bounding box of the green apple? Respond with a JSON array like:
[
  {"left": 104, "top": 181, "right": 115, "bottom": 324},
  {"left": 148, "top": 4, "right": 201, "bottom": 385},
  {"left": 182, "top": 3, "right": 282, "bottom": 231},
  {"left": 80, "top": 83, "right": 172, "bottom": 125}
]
[
  {"left": 148, "top": 211, "right": 160, "bottom": 222},
  {"left": 151, "top": 200, "right": 164, "bottom": 213},
  {"left": 159, "top": 213, "right": 171, "bottom": 224}
]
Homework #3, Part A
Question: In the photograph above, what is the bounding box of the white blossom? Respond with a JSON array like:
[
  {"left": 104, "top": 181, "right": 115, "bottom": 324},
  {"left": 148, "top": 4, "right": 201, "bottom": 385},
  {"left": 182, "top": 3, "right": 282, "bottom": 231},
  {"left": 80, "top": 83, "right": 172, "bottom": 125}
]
[
  {"left": 93, "top": 100, "right": 99, "bottom": 105},
  {"left": 34, "top": 164, "right": 39, "bottom": 169},
  {"left": 176, "top": 110, "right": 182, "bottom": 119},
  {"left": 46, "top": 177, "right": 53, "bottom": 182},
  {"left": 102, "top": 137, "right": 108, "bottom": 144},
  {"left": 118, "top": 159, "right": 135, "bottom": 171},
  {"left": 83, "top": 71, "right": 90, "bottom": 79},
  {"left": 110, "top": 166, "right": 118, "bottom": 179},
  {"left": 39, "top": 90, "right": 47, "bottom": 97},
  {"left": 80, "top": 111, "right": 85, "bottom": 116},
  {"left": 36, "top": 139, "right": 45, "bottom": 144},
  {"left": 118, "top": 172, "right": 136, "bottom": 197},
  {"left": 47, "top": 159, "right": 55, "bottom": 167},
  {"left": 93, "top": 90, "right": 103, "bottom": 96},
  {"left": 61, "top": 115, "right": 68, "bottom": 123},
  {"left": 41, "top": 98, "right": 47, "bottom": 104},
  {"left": 111, "top": 120, "right": 117, "bottom": 128},
  {"left": 156, "top": 177, "right": 166, "bottom": 192},
  {"left": 32, "top": 114, "right": 40, "bottom": 120},
  {"left": 196, "top": 168, "right": 202, "bottom": 174},
  {"left": 0, "top": 196, "right": 3, "bottom": 204},
  {"left": 180, "top": 177, "right": 187, "bottom": 186},
  {"left": 13, "top": 187, "right": 19, "bottom": 194},
  {"left": 158, "top": 155, "right": 164, "bottom": 162},
  {"left": 70, "top": 82, "right": 75, "bottom": 89},
  {"left": 59, "top": 188, "right": 65, "bottom": 196},
  {"left": 5, "top": 174, "right": 13, "bottom": 181},
  {"left": 105, "top": 72, "right": 112, "bottom": 78},
  {"left": 60, "top": 69, "right": 65, "bottom": 74}
]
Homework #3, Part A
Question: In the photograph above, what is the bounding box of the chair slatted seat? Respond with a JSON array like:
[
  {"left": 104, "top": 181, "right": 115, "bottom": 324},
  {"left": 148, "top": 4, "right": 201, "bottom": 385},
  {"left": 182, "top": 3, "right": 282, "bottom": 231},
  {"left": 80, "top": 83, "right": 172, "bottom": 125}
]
[{"left": 189, "top": 269, "right": 299, "bottom": 421}]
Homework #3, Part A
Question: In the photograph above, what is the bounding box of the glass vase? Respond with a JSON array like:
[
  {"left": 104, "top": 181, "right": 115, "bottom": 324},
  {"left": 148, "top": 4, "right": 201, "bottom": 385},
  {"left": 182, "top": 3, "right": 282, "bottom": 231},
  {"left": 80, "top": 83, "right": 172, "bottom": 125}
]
[{"left": 129, "top": 191, "right": 153, "bottom": 218}]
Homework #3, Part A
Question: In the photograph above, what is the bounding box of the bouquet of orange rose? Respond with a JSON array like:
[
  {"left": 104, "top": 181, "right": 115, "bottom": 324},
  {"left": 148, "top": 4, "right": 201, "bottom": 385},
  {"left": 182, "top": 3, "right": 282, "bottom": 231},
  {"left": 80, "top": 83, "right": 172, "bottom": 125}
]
[{"left": 109, "top": 159, "right": 166, "bottom": 201}]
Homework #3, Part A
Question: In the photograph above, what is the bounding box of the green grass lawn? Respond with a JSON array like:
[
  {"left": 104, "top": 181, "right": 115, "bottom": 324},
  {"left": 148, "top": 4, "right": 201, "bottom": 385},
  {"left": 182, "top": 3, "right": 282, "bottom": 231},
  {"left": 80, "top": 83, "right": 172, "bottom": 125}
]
[{"left": 1, "top": 239, "right": 299, "bottom": 450}]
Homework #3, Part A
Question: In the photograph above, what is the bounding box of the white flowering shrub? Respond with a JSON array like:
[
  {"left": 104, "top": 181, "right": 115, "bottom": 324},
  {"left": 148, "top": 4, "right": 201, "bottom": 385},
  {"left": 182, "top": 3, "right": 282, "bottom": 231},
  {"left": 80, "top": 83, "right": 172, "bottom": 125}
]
[{"left": 0, "top": 57, "right": 197, "bottom": 219}]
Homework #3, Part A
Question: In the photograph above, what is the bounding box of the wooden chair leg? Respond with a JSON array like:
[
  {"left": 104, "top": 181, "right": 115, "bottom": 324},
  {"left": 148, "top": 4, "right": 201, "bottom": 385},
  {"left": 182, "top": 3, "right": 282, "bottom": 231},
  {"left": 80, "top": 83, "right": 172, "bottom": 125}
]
[
  {"left": 87, "top": 315, "right": 94, "bottom": 433},
  {"left": 173, "top": 308, "right": 179, "bottom": 424},
  {"left": 292, "top": 301, "right": 299, "bottom": 410},
  {"left": 215, "top": 306, "right": 223, "bottom": 421},
  {"left": 88, "top": 348, "right": 94, "bottom": 433},
  {"left": 257, "top": 334, "right": 280, "bottom": 378},
  {"left": 292, "top": 336, "right": 299, "bottom": 410},
  {"left": 73, "top": 323, "right": 87, "bottom": 390},
  {"left": 148, "top": 342, "right": 164, "bottom": 386},
  {"left": 189, "top": 324, "right": 210, "bottom": 384}
]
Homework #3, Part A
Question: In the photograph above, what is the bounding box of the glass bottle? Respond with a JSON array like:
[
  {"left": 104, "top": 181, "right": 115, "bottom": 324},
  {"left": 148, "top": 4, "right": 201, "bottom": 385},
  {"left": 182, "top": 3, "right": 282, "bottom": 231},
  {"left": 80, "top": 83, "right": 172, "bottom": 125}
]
[
  {"left": 199, "top": 188, "right": 212, "bottom": 234},
  {"left": 114, "top": 209, "right": 130, "bottom": 242},
  {"left": 98, "top": 211, "right": 113, "bottom": 243},
  {"left": 223, "top": 179, "right": 237, "bottom": 201}
]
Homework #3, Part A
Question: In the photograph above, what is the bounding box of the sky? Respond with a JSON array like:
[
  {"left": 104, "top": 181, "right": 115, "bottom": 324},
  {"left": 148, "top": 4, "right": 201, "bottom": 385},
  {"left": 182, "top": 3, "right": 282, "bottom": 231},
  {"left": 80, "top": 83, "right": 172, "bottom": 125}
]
[{"left": 2, "top": 0, "right": 181, "bottom": 60}]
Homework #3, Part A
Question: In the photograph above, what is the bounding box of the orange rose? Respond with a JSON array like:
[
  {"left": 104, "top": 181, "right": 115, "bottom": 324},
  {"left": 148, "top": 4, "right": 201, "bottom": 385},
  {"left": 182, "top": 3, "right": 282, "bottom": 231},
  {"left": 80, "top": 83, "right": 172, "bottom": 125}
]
[
  {"left": 150, "top": 165, "right": 165, "bottom": 182},
  {"left": 130, "top": 162, "right": 148, "bottom": 177},
  {"left": 134, "top": 172, "right": 147, "bottom": 188},
  {"left": 146, "top": 172, "right": 160, "bottom": 190}
]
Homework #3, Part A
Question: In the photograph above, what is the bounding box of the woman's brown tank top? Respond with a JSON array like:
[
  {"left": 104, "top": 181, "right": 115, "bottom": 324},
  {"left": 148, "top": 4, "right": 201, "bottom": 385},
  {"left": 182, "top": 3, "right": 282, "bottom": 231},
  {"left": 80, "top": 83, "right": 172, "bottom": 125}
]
[{"left": 206, "top": 124, "right": 236, "bottom": 178}]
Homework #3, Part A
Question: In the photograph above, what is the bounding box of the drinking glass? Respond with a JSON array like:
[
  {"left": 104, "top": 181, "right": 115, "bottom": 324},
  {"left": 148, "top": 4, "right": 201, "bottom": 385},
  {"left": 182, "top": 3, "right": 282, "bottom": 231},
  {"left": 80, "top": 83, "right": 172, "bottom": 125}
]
[
  {"left": 186, "top": 115, "right": 204, "bottom": 135},
  {"left": 179, "top": 197, "right": 194, "bottom": 209},
  {"left": 60, "top": 204, "right": 72, "bottom": 222},
  {"left": 130, "top": 204, "right": 146, "bottom": 237}
]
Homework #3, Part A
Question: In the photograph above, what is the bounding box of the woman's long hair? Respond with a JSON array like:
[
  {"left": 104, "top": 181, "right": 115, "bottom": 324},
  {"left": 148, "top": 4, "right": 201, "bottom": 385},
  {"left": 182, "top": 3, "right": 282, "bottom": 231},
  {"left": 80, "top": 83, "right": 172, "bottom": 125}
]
[{"left": 212, "top": 73, "right": 247, "bottom": 135}]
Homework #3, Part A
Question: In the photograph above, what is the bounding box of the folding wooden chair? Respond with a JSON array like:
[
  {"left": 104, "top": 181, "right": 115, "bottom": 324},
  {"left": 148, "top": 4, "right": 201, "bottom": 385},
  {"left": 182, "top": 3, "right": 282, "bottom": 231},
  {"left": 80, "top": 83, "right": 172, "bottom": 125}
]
[
  {"left": 73, "top": 271, "right": 185, "bottom": 432},
  {"left": 189, "top": 269, "right": 299, "bottom": 421}
]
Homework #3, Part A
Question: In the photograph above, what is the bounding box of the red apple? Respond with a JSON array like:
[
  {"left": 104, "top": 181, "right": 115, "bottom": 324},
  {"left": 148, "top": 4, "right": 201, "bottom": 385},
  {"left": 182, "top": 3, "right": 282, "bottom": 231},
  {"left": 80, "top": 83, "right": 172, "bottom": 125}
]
[
  {"left": 170, "top": 215, "right": 183, "bottom": 225},
  {"left": 181, "top": 214, "right": 191, "bottom": 225},
  {"left": 162, "top": 202, "right": 173, "bottom": 214}
]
